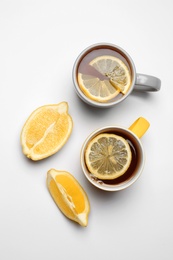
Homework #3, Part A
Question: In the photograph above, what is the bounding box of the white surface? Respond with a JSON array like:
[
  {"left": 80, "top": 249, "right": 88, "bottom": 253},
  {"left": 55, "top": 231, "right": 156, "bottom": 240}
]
[{"left": 0, "top": 1, "right": 172, "bottom": 259}]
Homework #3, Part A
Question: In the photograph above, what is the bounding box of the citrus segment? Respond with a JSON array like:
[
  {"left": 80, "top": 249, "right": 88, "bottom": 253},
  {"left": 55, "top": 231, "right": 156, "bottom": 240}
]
[
  {"left": 47, "top": 169, "right": 90, "bottom": 227},
  {"left": 89, "top": 55, "right": 131, "bottom": 94},
  {"left": 85, "top": 133, "right": 132, "bottom": 180},
  {"left": 20, "top": 102, "right": 73, "bottom": 161},
  {"left": 78, "top": 73, "right": 120, "bottom": 102}
]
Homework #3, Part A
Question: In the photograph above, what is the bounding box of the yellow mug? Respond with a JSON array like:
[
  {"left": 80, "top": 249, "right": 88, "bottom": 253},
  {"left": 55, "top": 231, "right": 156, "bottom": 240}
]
[{"left": 80, "top": 117, "right": 150, "bottom": 191}]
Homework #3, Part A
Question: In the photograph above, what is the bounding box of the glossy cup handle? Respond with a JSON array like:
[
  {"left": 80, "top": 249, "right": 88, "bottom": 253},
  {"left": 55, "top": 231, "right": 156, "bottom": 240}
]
[
  {"left": 134, "top": 73, "right": 161, "bottom": 92},
  {"left": 129, "top": 117, "right": 150, "bottom": 138}
]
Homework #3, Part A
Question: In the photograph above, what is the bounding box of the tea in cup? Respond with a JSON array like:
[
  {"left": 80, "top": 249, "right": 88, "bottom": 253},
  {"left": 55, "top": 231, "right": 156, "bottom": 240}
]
[
  {"left": 80, "top": 117, "right": 150, "bottom": 191},
  {"left": 72, "top": 43, "right": 161, "bottom": 108}
]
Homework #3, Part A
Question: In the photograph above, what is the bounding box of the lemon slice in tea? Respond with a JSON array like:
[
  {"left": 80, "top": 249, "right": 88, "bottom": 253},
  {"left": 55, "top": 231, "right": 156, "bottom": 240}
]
[
  {"left": 85, "top": 133, "right": 132, "bottom": 180},
  {"left": 78, "top": 73, "right": 120, "bottom": 102},
  {"left": 89, "top": 55, "right": 131, "bottom": 94}
]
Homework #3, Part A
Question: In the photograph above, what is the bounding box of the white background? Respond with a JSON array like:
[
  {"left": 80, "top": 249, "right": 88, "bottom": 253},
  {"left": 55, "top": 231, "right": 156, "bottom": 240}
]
[{"left": 0, "top": 0, "right": 172, "bottom": 259}]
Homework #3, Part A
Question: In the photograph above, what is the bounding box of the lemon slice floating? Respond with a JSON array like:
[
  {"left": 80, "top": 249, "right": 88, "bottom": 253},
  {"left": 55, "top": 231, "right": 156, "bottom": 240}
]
[
  {"left": 78, "top": 73, "right": 120, "bottom": 102},
  {"left": 47, "top": 169, "right": 90, "bottom": 227},
  {"left": 89, "top": 55, "right": 131, "bottom": 94},
  {"left": 85, "top": 133, "right": 132, "bottom": 180},
  {"left": 20, "top": 102, "right": 73, "bottom": 161}
]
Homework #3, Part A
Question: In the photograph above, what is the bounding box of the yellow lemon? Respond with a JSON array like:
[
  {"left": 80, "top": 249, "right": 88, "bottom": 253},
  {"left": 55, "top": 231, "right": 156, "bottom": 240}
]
[
  {"left": 85, "top": 133, "right": 132, "bottom": 180},
  {"left": 78, "top": 73, "right": 120, "bottom": 102},
  {"left": 20, "top": 102, "right": 73, "bottom": 161},
  {"left": 47, "top": 169, "right": 90, "bottom": 227},
  {"left": 89, "top": 55, "right": 131, "bottom": 94}
]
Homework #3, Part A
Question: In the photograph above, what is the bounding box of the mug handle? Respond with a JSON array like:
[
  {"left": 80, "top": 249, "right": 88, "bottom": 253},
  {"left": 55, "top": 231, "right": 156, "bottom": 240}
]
[
  {"left": 134, "top": 73, "right": 161, "bottom": 92},
  {"left": 129, "top": 117, "right": 150, "bottom": 138}
]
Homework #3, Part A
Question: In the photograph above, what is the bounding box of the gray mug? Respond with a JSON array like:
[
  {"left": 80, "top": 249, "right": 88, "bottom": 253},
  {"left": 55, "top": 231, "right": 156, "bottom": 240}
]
[{"left": 72, "top": 43, "right": 161, "bottom": 108}]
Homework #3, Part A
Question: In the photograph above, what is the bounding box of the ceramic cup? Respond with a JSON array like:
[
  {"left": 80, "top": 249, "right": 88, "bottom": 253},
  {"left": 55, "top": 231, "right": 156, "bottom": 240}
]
[
  {"left": 81, "top": 117, "right": 150, "bottom": 191},
  {"left": 72, "top": 43, "right": 161, "bottom": 108}
]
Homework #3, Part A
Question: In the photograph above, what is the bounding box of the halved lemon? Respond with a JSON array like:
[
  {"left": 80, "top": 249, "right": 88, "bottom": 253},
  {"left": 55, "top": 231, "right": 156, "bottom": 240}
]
[
  {"left": 47, "top": 169, "right": 90, "bottom": 227},
  {"left": 89, "top": 55, "right": 131, "bottom": 94},
  {"left": 20, "top": 102, "right": 73, "bottom": 161},
  {"left": 85, "top": 133, "right": 132, "bottom": 180},
  {"left": 78, "top": 73, "right": 120, "bottom": 102}
]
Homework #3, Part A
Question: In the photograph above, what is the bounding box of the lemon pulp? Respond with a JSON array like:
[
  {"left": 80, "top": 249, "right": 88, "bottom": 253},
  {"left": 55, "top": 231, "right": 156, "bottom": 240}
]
[
  {"left": 20, "top": 102, "right": 73, "bottom": 160},
  {"left": 78, "top": 55, "right": 131, "bottom": 102},
  {"left": 85, "top": 133, "right": 132, "bottom": 180},
  {"left": 47, "top": 169, "right": 90, "bottom": 227}
]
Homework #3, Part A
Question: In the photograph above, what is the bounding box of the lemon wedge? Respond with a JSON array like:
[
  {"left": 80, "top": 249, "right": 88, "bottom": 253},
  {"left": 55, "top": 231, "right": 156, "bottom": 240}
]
[{"left": 47, "top": 169, "right": 90, "bottom": 227}]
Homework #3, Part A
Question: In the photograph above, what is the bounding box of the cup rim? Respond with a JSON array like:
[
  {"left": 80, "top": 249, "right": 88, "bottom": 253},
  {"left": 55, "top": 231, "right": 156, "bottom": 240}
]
[
  {"left": 72, "top": 42, "right": 136, "bottom": 108},
  {"left": 80, "top": 125, "right": 145, "bottom": 191}
]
